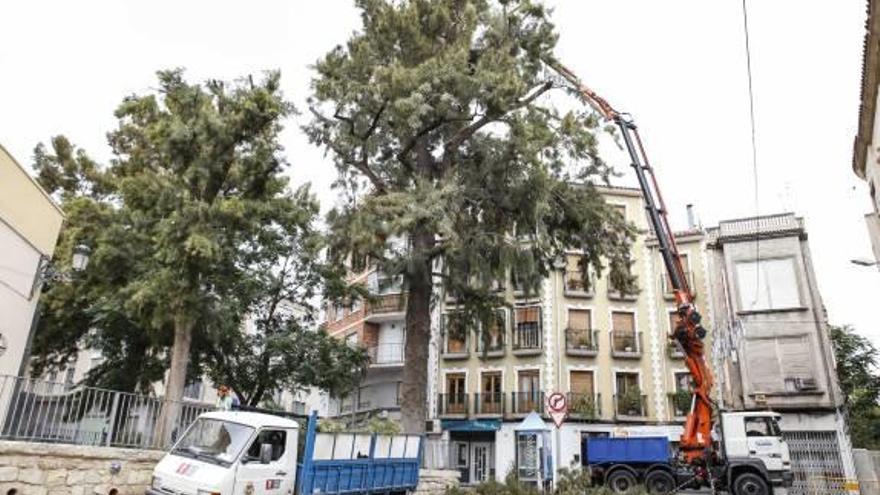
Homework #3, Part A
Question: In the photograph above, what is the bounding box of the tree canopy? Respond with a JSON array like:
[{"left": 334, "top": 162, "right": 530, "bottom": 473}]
[
  {"left": 830, "top": 324, "right": 880, "bottom": 449},
  {"left": 307, "top": 0, "right": 635, "bottom": 431}
]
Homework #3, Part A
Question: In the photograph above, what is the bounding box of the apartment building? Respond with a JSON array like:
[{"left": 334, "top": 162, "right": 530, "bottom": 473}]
[
  {"left": 705, "top": 213, "right": 857, "bottom": 495},
  {"left": 0, "top": 144, "right": 65, "bottom": 379},
  {"left": 428, "top": 186, "right": 713, "bottom": 485},
  {"left": 854, "top": 0, "right": 880, "bottom": 266},
  {"left": 323, "top": 245, "right": 408, "bottom": 424}
]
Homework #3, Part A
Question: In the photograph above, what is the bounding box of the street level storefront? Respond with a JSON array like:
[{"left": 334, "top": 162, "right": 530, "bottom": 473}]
[{"left": 443, "top": 419, "right": 500, "bottom": 485}]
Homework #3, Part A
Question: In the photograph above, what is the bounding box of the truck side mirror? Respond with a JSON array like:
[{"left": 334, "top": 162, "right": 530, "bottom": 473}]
[{"left": 260, "top": 443, "right": 273, "bottom": 464}]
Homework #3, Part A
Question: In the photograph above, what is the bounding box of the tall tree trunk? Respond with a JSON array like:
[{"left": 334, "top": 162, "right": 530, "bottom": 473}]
[
  {"left": 157, "top": 316, "right": 193, "bottom": 447},
  {"left": 400, "top": 232, "right": 433, "bottom": 433}
]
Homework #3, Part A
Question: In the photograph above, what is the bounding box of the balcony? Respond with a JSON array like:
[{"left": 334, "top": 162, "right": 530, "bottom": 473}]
[
  {"left": 437, "top": 393, "right": 469, "bottom": 418},
  {"left": 368, "top": 343, "right": 404, "bottom": 367},
  {"left": 564, "top": 271, "right": 595, "bottom": 298},
  {"left": 475, "top": 334, "right": 505, "bottom": 358},
  {"left": 512, "top": 324, "right": 542, "bottom": 356},
  {"left": 366, "top": 293, "right": 407, "bottom": 322},
  {"left": 473, "top": 392, "right": 505, "bottom": 416},
  {"left": 510, "top": 391, "right": 544, "bottom": 416},
  {"left": 611, "top": 331, "right": 642, "bottom": 359},
  {"left": 668, "top": 391, "right": 691, "bottom": 420},
  {"left": 667, "top": 341, "right": 685, "bottom": 359},
  {"left": 607, "top": 281, "right": 638, "bottom": 301},
  {"left": 565, "top": 328, "right": 598, "bottom": 357},
  {"left": 567, "top": 393, "right": 601, "bottom": 420},
  {"left": 614, "top": 393, "right": 648, "bottom": 421},
  {"left": 661, "top": 271, "right": 696, "bottom": 300}
]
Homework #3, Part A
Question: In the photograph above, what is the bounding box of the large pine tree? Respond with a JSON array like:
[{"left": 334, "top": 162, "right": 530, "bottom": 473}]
[{"left": 307, "top": 0, "right": 635, "bottom": 432}]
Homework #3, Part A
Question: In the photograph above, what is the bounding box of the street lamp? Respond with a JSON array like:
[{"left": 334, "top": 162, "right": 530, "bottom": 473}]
[
  {"left": 33, "top": 244, "right": 91, "bottom": 293},
  {"left": 71, "top": 244, "right": 91, "bottom": 272},
  {"left": 850, "top": 257, "right": 879, "bottom": 267}
]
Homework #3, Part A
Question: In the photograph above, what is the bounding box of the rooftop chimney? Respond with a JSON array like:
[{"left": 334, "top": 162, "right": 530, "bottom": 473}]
[{"left": 686, "top": 204, "right": 697, "bottom": 230}]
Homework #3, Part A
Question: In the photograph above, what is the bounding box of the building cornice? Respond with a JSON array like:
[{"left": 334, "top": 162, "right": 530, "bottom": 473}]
[{"left": 855, "top": 0, "right": 880, "bottom": 180}]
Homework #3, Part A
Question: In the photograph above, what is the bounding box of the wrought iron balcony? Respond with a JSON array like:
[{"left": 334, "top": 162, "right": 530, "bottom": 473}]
[
  {"left": 473, "top": 392, "right": 505, "bottom": 416},
  {"left": 567, "top": 393, "right": 601, "bottom": 420},
  {"left": 510, "top": 391, "right": 544, "bottom": 415},
  {"left": 610, "top": 331, "right": 642, "bottom": 358},
  {"left": 512, "top": 324, "right": 542, "bottom": 355},
  {"left": 367, "top": 343, "right": 404, "bottom": 367},
  {"left": 437, "top": 393, "right": 469, "bottom": 417},
  {"left": 613, "top": 393, "right": 648, "bottom": 420},
  {"left": 565, "top": 328, "right": 599, "bottom": 356}
]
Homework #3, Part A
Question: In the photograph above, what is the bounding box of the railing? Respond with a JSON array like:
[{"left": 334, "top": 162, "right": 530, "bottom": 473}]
[
  {"left": 567, "top": 393, "right": 601, "bottom": 419},
  {"left": 368, "top": 343, "right": 404, "bottom": 365},
  {"left": 437, "top": 393, "right": 468, "bottom": 416},
  {"left": 368, "top": 293, "right": 407, "bottom": 315},
  {"left": 610, "top": 331, "right": 642, "bottom": 358},
  {"left": 473, "top": 392, "right": 505, "bottom": 415},
  {"left": 565, "top": 328, "right": 598, "bottom": 355},
  {"left": 613, "top": 393, "right": 648, "bottom": 419},
  {"left": 513, "top": 324, "right": 542, "bottom": 353},
  {"left": 511, "top": 391, "right": 544, "bottom": 415},
  {"left": 607, "top": 282, "right": 638, "bottom": 300},
  {"left": 0, "top": 375, "right": 212, "bottom": 450},
  {"left": 668, "top": 392, "right": 691, "bottom": 419},
  {"left": 564, "top": 271, "right": 594, "bottom": 295},
  {"left": 667, "top": 341, "right": 685, "bottom": 359}
]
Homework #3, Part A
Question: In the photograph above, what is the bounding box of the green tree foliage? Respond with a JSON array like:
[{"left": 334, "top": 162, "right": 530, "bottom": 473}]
[
  {"left": 31, "top": 71, "right": 365, "bottom": 438},
  {"left": 307, "top": 0, "right": 635, "bottom": 432},
  {"left": 830, "top": 324, "right": 880, "bottom": 449}
]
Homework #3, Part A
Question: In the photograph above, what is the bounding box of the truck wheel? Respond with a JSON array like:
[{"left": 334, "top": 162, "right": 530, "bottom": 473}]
[
  {"left": 644, "top": 470, "right": 675, "bottom": 494},
  {"left": 606, "top": 470, "right": 638, "bottom": 494},
  {"left": 733, "top": 472, "right": 770, "bottom": 495}
]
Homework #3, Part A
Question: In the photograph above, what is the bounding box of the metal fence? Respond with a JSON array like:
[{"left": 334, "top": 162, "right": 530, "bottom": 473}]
[
  {"left": 783, "top": 430, "right": 847, "bottom": 495},
  {"left": 0, "top": 374, "right": 212, "bottom": 450}
]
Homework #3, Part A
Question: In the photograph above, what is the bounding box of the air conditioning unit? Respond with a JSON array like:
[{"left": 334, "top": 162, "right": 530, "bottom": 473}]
[
  {"left": 795, "top": 377, "right": 818, "bottom": 391},
  {"left": 753, "top": 393, "right": 767, "bottom": 405}
]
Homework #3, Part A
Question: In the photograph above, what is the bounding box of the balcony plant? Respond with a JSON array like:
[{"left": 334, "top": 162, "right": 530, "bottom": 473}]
[
  {"left": 618, "top": 387, "right": 643, "bottom": 416},
  {"left": 570, "top": 395, "right": 597, "bottom": 419},
  {"left": 669, "top": 389, "right": 692, "bottom": 416}
]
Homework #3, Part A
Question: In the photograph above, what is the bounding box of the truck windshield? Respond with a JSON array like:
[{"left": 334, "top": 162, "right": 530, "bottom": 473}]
[{"left": 172, "top": 418, "right": 254, "bottom": 467}]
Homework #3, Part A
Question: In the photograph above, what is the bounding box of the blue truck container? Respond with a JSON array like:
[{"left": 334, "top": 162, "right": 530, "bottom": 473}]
[
  {"left": 296, "top": 412, "right": 422, "bottom": 495},
  {"left": 584, "top": 436, "right": 671, "bottom": 465}
]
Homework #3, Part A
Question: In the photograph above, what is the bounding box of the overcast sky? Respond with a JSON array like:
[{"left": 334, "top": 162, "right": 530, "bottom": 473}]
[{"left": 2, "top": 1, "right": 878, "bottom": 348}]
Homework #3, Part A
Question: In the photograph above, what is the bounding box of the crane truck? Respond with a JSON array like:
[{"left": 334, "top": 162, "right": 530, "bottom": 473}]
[{"left": 544, "top": 59, "right": 793, "bottom": 495}]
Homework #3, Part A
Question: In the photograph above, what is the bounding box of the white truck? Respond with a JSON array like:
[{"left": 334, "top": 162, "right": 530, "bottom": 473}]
[
  {"left": 585, "top": 411, "right": 793, "bottom": 494},
  {"left": 147, "top": 410, "right": 422, "bottom": 495}
]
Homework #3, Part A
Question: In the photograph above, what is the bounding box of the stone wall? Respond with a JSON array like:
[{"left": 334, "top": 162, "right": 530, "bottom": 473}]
[
  {"left": 0, "top": 441, "right": 163, "bottom": 495},
  {"left": 414, "top": 469, "right": 459, "bottom": 495}
]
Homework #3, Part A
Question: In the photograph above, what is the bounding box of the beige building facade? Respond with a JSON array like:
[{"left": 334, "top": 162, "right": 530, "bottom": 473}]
[
  {"left": 0, "top": 144, "right": 64, "bottom": 379},
  {"left": 855, "top": 0, "right": 880, "bottom": 266}
]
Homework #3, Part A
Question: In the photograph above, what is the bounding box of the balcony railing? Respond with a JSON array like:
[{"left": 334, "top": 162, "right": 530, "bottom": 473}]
[
  {"left": 667, "top": 341, "right": 685, "bottom": 359},
  {"left": 564, "top": 271, "right": 594, "bottom": 296},
  {"left": 611, "top": 331, "right": 642, "bottom": 358},
  {"left": 367, "top": 293, "right": 407, "bottom": 316},
  {"left": 513, "top": 324, "right": 542, "bottom": 355},
  {"left": 565, "top": 328, "right": 598, "bottom": 356},
  {"left": 511, "top": 391, "right": 544, "bottom": 415},
  {"left": 474, "top": 392, "right": 505, "bottom": 416},
  {"left": 607, "top": 281, "right": 638, "bottom": 301},
  {"left": 662, "top": 271, "right": 695, "bottom": 299},
  {"left": 567, "top": 393, "right": 601, "bottom": 419},
  {"left": 437, "top": 393, "right": 469, "bottom": 417},
  {"left": 668, "top": 391, "right": 691, "bottom": 419},
  {"left": 367, "top": 343, "right": 404, "bottom": 366},
  {"left": 614, "top": 393, "right": 648, "bottom": 420}
]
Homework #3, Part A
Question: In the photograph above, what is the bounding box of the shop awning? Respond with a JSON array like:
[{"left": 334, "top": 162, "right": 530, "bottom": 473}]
[{"left": 441, "top": 419, "right": 501, "bottom": 432}]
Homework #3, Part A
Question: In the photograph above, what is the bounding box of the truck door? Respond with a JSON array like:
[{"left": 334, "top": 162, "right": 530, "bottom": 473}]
[
  {"left": 234, "top": 427, "right": 296, "bottom": 495},
  {"left": 743, "top": 416, "right": 785, "bottom": 472}
]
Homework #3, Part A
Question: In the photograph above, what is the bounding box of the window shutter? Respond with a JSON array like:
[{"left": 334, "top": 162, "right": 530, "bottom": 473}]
[
  {"left": 569, "top": 309, "right": 591, "bottom": 330},
  {"left": 570, "top": 371, "right": 594, "bottom": 395},
  {"left": 612, "top": 312, "right": 635, "bottom": 333},
  {"left": 745, "top": 339, "right": 783, "bottom": 392}
]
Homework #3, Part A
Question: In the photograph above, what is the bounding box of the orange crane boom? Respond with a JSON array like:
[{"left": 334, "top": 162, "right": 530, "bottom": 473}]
[{"left": 544, "top": 57, "right": 715, "bottom": 465}]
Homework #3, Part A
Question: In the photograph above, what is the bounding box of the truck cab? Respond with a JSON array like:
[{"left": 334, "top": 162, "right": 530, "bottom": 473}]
[
  {"left": 147, "top": 411, "right": 300, "bottom": 495},
  {"left": 720, "top": 411, "right": 793, "bottom": 494}
]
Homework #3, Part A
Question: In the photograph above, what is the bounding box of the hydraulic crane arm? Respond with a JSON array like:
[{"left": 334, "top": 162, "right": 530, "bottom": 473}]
[{"left": 544, "top": 57, "right": 716, "bottom": 465}]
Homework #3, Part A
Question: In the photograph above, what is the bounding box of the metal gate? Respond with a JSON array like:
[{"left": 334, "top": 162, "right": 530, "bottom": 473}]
[{"left": 783, "top": 430, "right": 845, "bottom": 495}]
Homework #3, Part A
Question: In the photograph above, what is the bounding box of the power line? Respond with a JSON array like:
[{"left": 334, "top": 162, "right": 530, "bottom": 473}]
[{"left": 741, "top": 0, "right": 762, "bottom": 305}]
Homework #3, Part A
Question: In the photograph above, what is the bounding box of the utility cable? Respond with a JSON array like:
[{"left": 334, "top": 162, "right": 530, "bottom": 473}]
[{"left": 741, "top": 0, "right": 762, "bottom": 307}]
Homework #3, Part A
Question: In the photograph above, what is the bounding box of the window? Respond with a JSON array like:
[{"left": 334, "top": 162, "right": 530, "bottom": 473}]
[
  {"left": 744, "top": 416, "right": 782, "bottom": 437},
  {"left": 736, "top": 258, "right": 800, "bottom": 311},
  {"left": 446, "top": 373, "right": 467, "bottom": 413},
  {"left": 611, "top": 312, "right": 637, "bottom": 352},
  {"left": 570, "top": 370, "right": 594, "bottom": 395},
  {"left": 514, "top": 306, "right": 542, "bottom": 349},
  {"left": 673, "top": 372, "right": 692, "bottom": 392},
  {"left": 245, "top": 429, "right": 287, "bottom": 462},
  {"left": 744, "top": 336, "right": 816, "bottom": 393},
  {"left": 443, "top": 313, "right": 468, "bottom": 353},
  {"left": 480, "top": 372, "right": 503, "bottom": 413},
  {"left": 564, "top": 254, "right": 592, "bottom": 292},
  {"left": 668, "top": 311, "right": 682, "bottom": 333},
  {"left": 516, "top": 370, "right": 541, "bottom": 412},
  {"left": 64, "top": 368, "right": 75, "bottom": 388},
  {"left": 566, "top": 309, "right": 594, "bottom": 350},
  {"left": 615, "top": 372, "right": 639, "bottom": 394},
  {"left": 477, "top": 311, "right": 505, "bottom": 352},
  {"left": 664, "top": 253, "right": 690, "bottom": 293}
]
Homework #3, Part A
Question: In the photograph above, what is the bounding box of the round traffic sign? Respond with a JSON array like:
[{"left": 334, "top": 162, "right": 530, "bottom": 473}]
[{"left": 547, "top": 392, "right": 567, "bottom": 412}]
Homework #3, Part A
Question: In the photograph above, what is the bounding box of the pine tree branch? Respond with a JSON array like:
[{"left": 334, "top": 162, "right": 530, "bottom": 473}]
[
  {"left": 309, "top": 106, "right": 389, "bottom": 194},
  {"left": 442, "top": 81, "right": 553, "bottom": 165}
]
